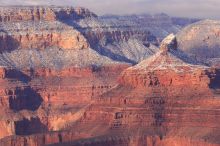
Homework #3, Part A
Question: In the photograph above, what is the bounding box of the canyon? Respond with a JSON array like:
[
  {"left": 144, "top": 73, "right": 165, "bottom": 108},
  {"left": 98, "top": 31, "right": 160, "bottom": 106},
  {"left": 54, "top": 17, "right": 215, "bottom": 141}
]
[{"left": 0, "top": 5, "right": 219, "bottom": 146}]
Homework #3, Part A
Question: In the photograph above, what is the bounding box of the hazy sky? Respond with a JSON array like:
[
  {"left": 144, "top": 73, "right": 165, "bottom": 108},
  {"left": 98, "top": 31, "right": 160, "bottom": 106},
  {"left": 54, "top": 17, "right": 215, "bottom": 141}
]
[{"left": 0, "top": 0, "right": 220, "bottom": 19}]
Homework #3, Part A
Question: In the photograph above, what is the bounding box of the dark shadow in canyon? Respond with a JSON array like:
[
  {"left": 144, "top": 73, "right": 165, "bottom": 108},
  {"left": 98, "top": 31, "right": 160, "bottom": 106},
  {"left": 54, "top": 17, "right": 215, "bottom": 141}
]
[
  {"left": 0, "top": 30, "right": 21, "bottom": 69},
  {"left": 4, "top": 67, "right": 43, "bottom": 111},
  {"left": 15, "top": 117, "right": 48, "bottom": 135},
  {"left": 55, "top": 11, "right": 136, "bottom": 65},
  {"left": 208, "top": 69, "right": 220, "bottom": 89},
  {"left": 0, "top": 30, "right": 20, "bottom": 53},
  {"left": 5, "top": 69, "right": 31, "bottom": 83},
  {"left": 9, "top": 87, "right": 43, "bottom": 111}
]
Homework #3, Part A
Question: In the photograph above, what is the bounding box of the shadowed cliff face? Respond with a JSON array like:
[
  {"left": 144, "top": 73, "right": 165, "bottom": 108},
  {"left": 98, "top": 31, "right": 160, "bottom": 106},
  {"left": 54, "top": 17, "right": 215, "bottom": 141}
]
[
  {"left": 5, "top": 69, "right": 31, "bottom": 82},
  {"left": 0, "top": 33, "right": 20, "bottom": 53},
  {"left": 208, "top": 69, "right": 220, "bottom": 89}
]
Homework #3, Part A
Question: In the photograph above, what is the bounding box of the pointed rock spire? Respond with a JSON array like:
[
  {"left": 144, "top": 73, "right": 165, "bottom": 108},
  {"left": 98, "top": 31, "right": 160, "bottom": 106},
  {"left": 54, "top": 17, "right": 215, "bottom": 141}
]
[{"left": 160, "top": 33, "right": 177, "bottom": 52}]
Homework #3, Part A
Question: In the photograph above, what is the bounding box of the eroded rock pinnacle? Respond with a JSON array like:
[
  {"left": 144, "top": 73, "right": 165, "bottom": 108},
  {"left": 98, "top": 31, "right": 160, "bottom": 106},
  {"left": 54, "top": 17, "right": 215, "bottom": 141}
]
[{"left": 160, "top": 33, "right": 177, "bottom": 52}]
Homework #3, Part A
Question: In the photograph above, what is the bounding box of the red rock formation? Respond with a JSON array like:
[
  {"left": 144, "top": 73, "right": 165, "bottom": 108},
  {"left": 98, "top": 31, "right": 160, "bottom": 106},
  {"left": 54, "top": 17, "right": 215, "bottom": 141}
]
[
  {"left": 0, "top": 27, "right": 89, "bottom": 51},
  {"left": 0, "top": 6, "right": 97, "bottom": 22},
  {"left": 75, "top": 34, "right": 220, "bottom": 146},
  {"left": 0, "top": 6, "right": 93, "bottom": 51},
  {"left": 4, "top": 34, "right": 215, "bottom": 146},
  {"left": 118, "top": 34, "right": 214, "bottom": 97},
  {"left": 0, "top": 64, "right": 129, "bottom": 140},
  {"left": 31, "top": 65, "right": 129, "bottom": 105}
]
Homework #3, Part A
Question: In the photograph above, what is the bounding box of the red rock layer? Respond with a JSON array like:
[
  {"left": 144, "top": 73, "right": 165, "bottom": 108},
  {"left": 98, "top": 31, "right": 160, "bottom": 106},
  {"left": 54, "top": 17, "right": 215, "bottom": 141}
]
[
  {"left": 1, "top": 134, "right": 220, "bottom": 146},
  {"left": 30, "top": 65, "right": 129, "bottom": 105},
  {"left": 119, "top": 68, "right": 213, "bottom": 88},
  {"left": 0, "top": 64, "right": 129, "bottom": 109},
  {"left": 0, "top": 6, "right": 97, "bottom": 22},
  {"left": 0, "top": 30, "right": 89, "bottom": 51}
]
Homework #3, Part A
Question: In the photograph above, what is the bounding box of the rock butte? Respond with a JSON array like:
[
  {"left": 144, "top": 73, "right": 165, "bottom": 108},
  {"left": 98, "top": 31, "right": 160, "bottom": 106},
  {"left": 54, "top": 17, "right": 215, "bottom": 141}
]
[{"left": 0, "top": 6, "right": 219, "bottom": 146}]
